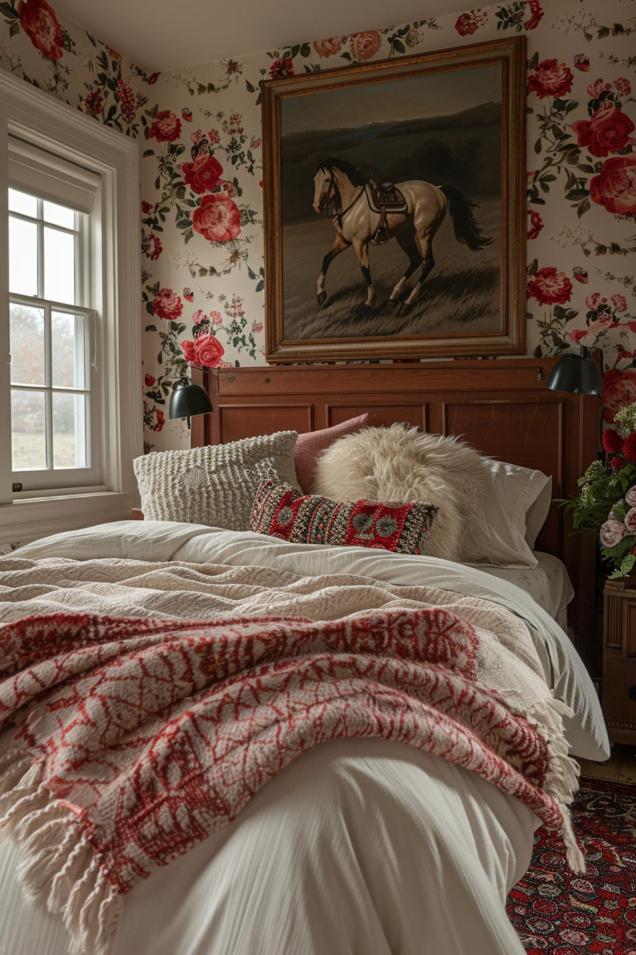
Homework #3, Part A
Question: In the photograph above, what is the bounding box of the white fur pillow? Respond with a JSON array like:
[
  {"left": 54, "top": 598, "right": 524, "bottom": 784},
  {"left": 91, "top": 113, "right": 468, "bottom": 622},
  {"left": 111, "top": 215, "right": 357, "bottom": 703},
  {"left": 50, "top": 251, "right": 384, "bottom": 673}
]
[{"left": 312, "top": 424, "right": 488, "bottom": 562}]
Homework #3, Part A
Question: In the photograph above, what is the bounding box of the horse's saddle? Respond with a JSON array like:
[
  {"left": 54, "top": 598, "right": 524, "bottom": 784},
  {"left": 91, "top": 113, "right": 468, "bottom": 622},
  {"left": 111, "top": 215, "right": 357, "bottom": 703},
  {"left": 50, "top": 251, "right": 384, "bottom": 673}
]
[{"left": 365, "top": 179, "right": 408, "bottom": 214}]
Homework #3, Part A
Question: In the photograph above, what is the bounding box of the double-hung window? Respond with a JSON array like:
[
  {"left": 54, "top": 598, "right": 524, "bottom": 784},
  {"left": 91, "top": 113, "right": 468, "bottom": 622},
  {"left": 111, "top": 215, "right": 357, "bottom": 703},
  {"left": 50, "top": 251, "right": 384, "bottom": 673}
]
[
  {"left": 0, "top": 71, "right": 142, "bottom": 547},
  {"left": 8, "top": 145, "right": 101, "bottom": 491}
]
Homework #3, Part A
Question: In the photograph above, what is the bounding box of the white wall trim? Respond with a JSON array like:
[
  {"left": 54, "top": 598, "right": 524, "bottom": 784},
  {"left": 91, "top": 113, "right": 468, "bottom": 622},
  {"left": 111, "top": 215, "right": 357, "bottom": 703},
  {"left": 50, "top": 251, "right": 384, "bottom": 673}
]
[{"left": 0, "top": 68, "right": 142, "bottom": 542}]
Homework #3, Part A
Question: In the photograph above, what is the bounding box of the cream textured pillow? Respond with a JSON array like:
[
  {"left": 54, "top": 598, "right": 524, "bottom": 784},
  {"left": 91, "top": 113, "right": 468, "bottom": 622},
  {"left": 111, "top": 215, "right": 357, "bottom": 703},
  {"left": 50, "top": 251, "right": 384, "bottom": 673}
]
[
  {"left": 312, "top": 424, "right": 488, "bottom": 562},
  {"left": 133, "top": 431, "right": 299, "bottom": 530}
]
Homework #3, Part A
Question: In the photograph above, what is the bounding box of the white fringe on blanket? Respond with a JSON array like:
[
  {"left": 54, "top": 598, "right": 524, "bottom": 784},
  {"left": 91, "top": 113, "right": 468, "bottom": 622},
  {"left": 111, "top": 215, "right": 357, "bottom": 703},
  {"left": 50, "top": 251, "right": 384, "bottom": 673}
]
[{"left": 0, "top": 748, "right": 122, "bottom": 955}]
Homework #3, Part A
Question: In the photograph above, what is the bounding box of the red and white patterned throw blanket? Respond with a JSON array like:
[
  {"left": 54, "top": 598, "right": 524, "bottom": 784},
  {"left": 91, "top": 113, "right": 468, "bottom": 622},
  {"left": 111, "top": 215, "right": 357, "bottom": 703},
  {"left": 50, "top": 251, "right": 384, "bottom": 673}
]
[{"left": 0, "top": 606, "right": 583, "bottom": 954}]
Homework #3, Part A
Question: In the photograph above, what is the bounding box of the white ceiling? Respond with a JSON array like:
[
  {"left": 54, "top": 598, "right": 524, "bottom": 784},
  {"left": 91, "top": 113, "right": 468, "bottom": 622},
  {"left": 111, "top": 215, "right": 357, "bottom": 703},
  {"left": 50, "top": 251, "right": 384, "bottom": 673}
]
[{"left": 55, "top": 0, "right": 467, "bottom": 73}]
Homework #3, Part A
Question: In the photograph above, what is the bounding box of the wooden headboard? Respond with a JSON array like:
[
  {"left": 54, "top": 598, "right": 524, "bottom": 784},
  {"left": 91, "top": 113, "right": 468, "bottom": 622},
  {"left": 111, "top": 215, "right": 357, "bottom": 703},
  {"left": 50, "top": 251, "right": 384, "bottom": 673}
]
[{"left": 192, "top": 358, "right": 599, "bottom": 667}]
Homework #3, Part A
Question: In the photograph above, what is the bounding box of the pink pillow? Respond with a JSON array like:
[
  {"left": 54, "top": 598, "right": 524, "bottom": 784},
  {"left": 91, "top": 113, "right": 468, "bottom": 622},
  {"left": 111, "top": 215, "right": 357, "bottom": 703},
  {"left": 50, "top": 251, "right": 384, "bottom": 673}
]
[{"left": 294, "top": 414, "right": 369, "bottom": 493}]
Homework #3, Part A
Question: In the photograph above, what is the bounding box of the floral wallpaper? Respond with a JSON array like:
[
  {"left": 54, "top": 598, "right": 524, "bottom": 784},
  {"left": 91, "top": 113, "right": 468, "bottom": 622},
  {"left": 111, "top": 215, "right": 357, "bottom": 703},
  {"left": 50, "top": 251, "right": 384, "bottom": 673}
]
[{"left": 1, "top": 0, "right": 636, "bottom": 451}]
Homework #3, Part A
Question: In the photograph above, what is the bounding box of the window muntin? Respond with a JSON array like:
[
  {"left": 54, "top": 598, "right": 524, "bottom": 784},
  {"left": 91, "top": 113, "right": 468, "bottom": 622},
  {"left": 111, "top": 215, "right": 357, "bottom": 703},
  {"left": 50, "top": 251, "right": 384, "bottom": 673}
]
[{"left": 7, "top": 184, "right": 99, "bottom": 489}]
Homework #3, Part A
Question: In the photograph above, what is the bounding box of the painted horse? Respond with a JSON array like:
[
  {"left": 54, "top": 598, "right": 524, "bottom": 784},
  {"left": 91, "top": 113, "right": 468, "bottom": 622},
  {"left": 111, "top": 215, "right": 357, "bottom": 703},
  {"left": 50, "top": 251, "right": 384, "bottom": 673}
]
[{"left": 312, "top": 158, "right": 492, "bottom": 314}]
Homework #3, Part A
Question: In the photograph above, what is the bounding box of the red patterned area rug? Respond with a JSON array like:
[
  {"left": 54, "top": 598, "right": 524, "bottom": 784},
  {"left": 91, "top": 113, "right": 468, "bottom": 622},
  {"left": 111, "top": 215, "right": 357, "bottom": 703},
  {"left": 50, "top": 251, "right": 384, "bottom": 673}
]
[{"left": 507, "top": 778, "right": 636, "bottom": 954}]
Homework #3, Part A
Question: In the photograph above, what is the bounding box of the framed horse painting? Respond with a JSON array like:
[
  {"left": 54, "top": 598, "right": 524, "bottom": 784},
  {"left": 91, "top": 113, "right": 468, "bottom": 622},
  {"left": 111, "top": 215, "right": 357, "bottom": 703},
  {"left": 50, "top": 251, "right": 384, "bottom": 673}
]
[{"left": 262, "top": 36, "right": 526, "bottom": 362}]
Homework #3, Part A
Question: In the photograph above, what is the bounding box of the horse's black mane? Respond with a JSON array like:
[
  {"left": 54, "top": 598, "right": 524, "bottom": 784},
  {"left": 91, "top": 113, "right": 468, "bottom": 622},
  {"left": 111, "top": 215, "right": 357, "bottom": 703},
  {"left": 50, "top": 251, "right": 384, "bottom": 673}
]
[{"left": 316, "top": 158, "right": 367, "bottom": 186}]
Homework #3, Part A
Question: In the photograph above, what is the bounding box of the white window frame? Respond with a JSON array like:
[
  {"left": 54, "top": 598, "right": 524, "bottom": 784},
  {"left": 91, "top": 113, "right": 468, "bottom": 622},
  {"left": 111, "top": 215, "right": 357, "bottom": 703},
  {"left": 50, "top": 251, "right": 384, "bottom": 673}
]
[
  {"left": 8, "top": 170, "right": 101, "bottom": 491},
  {"left": 0, "top": 70, "right": 142, "bottom": 546}
]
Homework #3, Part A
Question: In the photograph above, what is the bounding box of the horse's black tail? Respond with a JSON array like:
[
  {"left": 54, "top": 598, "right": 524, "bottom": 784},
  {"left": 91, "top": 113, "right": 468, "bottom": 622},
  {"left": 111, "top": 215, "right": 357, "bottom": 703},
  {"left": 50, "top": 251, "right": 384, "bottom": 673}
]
[{"left": 440, "top": 184, "right": 492, "bottom": 251}]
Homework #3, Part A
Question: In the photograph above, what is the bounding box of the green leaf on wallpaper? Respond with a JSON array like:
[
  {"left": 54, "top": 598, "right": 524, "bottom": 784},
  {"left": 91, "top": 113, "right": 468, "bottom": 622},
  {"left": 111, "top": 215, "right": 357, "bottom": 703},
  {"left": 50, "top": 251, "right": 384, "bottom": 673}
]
[
  {"left": 528, "top": 258, "right": 538, "bottom": 276},
  {"left": 528, "top": 51, "right": 539, "bottom": 70},
  {"left": 142, "top": 149, "right": 154, "bottom": 158},
  {"left": 579, "top": 164, "right": 595, "bottom": 174},
  {"left": 145, "top": 324, "right": 157, "bottom": 332},
  {"left": 577, "top": 199, "right": 591, "bottom": 217},
  {"left": 553, "top": 99, "right": 567, "bottom": 112},
  {"left": 565, "top": 101, "right": 578, "bottom": 113},
  {"left": 300, "top": 43, "right": 311, "bottom": 57},
  {"left": 290, "top": 44, "right": 300, "bottom": 57},
  {"left": 392, "top": 40, "right": 406, "bottom": 53},
  {"left": 8, "top": 20, "right": 19, "bottom": 36},
  {"left": 567, "top": 188, "right": 588, "bottom": 201},
  {"left": 534, "top": 140, "right": 542, "bottom": 154}
]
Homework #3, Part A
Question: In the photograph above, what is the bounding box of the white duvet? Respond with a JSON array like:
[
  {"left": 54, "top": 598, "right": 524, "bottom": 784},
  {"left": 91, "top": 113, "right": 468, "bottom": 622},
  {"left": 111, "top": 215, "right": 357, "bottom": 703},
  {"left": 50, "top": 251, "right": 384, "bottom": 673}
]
[{"left": 0, "top": 521, "right": 609, "bottom": 955}]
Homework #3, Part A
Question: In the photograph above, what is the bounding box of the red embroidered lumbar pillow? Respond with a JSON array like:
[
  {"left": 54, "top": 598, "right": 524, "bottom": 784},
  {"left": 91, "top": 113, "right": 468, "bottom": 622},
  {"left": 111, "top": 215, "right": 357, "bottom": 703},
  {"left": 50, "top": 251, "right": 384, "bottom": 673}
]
[{"left": 250, "top": 480, "right": 438, "bottom": 554}]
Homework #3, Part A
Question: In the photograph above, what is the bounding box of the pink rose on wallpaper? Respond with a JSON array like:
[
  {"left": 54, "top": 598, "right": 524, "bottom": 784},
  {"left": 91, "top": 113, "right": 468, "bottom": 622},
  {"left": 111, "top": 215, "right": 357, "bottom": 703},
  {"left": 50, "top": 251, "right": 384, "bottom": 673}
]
[
  {"left": 116, "top": 80, "right": 138, "bottom": 123},
  {"left": 527, "top": 60, "right": 574, "bottom": 99},
  {"left": 527, "top": 267, "right": 573, "bottom": 305},
  {"left": 590, "top": 155, "right": 636, "bottom": 217},
  {"left": 210, "top": 311, "right": 223, "bottom": 326},
  {"left": 313, "top": 36, "right": 342, "bottom": 57},
  {"left": 181, "top": 334, "right": 225, "bottom": 369},
  {"left": 571, "top": 103, "right": 635, "bottom": 158},
  {"left": 587, "top": 79, "right": 611, "bottom": 99},
  {"left": 611, "top": 293, "right": 628, "bottom": 312},
  {"left": 523, "top": 0, "right": 543, "bottom": 31},
  {"left": 615, "top": 77, "right": 632, "bottom": 97},
  {"left": 585, "top": 292, "right": 602, "bottom": 309},
  {"left": 527, "top": 209, "right": 544, "bottom": 240},
  {"left": 600, "top": 519, "right": 625, "bottom": 547},
  {"left": 269, "top": 58, "right": 294, "bottom": 79},
  {"left": 349, "top": 31, "right": 381, "bottom": 61},
  {"left": 192, "top": 192, "right": 241, "bottom": 242},
  {"left": 182, "top": 154, "right": 223, "bottom": 194},
  {"left": 18, "top": 0, "right": 63, "bottom": 61},
  {"left": 147, "top": 110, "right": 182, "bottom": 143},
  {"left": 151, "top": 288, "right": 183, "bottom": 321},
  {"left": 192, "top": 309, "right": 206, "bottom": 326},
  {"left": 626, "top": 485, "right": 636, "bottom": 507},
  {"left": 603, "top": 369, "right": 636, "bottom": 423}
]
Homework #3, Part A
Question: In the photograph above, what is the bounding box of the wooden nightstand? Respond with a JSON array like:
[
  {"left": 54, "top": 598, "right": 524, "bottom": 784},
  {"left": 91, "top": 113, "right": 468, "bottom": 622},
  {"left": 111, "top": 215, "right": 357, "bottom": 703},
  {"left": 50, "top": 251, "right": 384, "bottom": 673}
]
[{"left": 603, "top": 578, "right": 636, "bottom": 744}]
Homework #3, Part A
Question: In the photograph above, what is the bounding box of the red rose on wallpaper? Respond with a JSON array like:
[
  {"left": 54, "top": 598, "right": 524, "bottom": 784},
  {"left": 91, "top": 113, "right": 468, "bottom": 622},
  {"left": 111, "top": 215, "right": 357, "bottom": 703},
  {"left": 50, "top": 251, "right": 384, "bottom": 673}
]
[
  {"left": 142, "top": 231, "right": 162, "bottom": 261},
  {"left": 152, "top": 409, "right": 165, "bottom": 433},
  {"left": 180, "top": 334, "right": 225, "bottom": 369},
  {"left": 147, "top": 110, "right": 182, "bottom": 142},
  {"left": 527, "top": 59, "right": 573, "bottom": 99},
  {"left": 144, "top": 374, "right": 156, "bottom": 387},
  {"left": 454, "top": 12, "right": 480, "bottom": 36},
  {"left": 116, "top": 80, "right": 138, "bottom": 124},
  {"left": 192, "top": 192, "right": 241, "bottom": 242},
  {"left": 182, "top": 154, "right": 223, "bottom": 194},
  {"left": 527, "top": 209, "right": 544, "bottom": 240},
  {"left": 615, "top": 77, "right": 631, "bottom": 97},
  {"left": 349, "top": 31, "right": 381, "bottom": 61},
  {"left": 527, "top": 267, "right": 573, "bottom": 305},
  {"left": 603, "top": 369, "right": 636, "bottom": 423},
  {"left": 151, "top": 288, "right": 183, "bottom": 321},
  {"left": 571, "top": 103, "right": 635, "bottom": 158},
  {"left": 574, "top": 54, "right": 590, "bottom": 72},
  {"left": 523, "top": 0, "right": 544, "bottom": 31},
  {"left": 590, "top": 155, "right": 636, "bottom": 216},
  {"left": 83, "top": 90, "right": 103, "bottom": 118},
  {"left": 269, "top": 58, "right": 294, "bottom": 79},
  {"left": 313, "top": 36, "right": 342, "bottom": 57},
  {"left": 18, "top": 0, "right": 63, "bottom": 61}
]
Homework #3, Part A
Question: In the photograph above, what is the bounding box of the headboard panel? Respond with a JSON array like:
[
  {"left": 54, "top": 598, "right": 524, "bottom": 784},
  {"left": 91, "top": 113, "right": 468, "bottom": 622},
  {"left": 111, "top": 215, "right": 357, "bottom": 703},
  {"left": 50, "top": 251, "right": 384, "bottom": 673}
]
[{"left": 192, "top": 359, "right": 599, "bottom": 667}]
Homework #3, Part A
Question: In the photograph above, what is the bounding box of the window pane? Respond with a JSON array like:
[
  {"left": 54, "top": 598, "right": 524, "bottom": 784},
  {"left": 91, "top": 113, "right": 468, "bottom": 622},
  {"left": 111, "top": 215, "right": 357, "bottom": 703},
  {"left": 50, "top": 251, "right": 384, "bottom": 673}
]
[
  {"left": 10, "top": 303, "right": 45, "bottom": 385},
  {"left": 53, "top": 392, "right": 87, "bottom": 468},
  {"left": 12, "top": 389, "right": 46, "bottom": 471},
  {"left": 44, "top": 226, "right": 75, "bottom": 304},
  {"left": 9, "top": 188, "right": 37, "bottom": 217},
  {"left": 9, "top": 216, "right": 38, "bottom": 296},
  {"left": 52, "top": 312, "right": 87, "bottom": 389},
  {"left": 43, "top": 200, "right": 76, "bottom": 229}
]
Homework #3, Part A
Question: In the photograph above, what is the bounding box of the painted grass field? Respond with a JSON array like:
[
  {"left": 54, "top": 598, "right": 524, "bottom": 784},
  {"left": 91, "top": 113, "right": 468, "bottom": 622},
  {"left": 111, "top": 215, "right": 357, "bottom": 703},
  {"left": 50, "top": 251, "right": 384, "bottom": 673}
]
[{"left": 281, "top": 196, "right": 501, "bottom": 342}]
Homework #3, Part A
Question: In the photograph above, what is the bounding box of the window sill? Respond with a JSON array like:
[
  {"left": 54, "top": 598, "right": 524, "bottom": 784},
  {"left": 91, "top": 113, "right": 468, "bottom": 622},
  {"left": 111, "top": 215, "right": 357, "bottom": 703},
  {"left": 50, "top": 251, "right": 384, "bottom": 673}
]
[{"left": 0, "top": 490, "right": 137, "bottom": 549}]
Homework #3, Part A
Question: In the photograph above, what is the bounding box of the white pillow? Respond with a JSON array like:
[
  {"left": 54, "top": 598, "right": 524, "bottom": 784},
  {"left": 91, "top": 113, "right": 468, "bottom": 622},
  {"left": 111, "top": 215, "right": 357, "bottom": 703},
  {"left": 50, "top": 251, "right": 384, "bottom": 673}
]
[{"left": 463, "top": 459, "right": 552, "bottom": 567}]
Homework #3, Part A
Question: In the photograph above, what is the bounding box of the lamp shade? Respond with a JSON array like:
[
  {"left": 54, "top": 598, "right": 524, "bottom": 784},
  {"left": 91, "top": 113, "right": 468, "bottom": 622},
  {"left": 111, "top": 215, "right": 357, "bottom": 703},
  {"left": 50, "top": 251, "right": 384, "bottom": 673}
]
[
  {"left": 546, "top": 353, "right": 602, "bottom": 396},
  {"left": 169, "top": 380, "right": 212, "bottom": 420}
]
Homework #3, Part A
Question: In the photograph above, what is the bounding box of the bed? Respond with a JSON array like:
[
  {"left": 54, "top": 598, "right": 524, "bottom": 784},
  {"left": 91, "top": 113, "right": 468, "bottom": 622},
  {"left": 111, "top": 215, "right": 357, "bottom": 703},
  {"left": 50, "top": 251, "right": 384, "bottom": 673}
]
[{"left": 0, "top": 358, "right": 608, "bottom": 955}]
